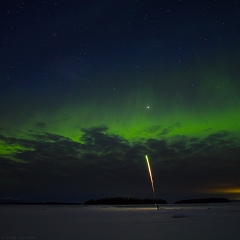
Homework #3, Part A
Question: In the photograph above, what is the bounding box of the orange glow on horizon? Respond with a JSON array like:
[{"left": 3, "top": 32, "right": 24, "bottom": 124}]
[
  {"left": 202, "top": 187, "right": 240, "bottom": 199},
  {"left": 217, "top": 188, "right": 240, "bottom": 194}
]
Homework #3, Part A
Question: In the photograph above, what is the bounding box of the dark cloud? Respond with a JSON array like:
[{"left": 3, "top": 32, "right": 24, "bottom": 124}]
[
  {"left": 81, "top": 125, "right": 130, "bottom": 155},
  {"left": 0, "top": 127, "right": 240, "bottom": 202}
]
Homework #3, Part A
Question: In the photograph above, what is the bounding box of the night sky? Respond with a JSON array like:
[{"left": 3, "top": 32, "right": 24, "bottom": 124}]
[{"left": 1, "top": 0, "right": 240, "bottom": 203}]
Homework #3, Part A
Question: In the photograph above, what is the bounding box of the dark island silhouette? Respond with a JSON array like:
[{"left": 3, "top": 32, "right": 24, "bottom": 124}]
[
  {"left": 175, "top": 198, "right": 230, "bottom": 204},
  {"left": 84, "top": 197, "right": 167, "bottom": 205}
]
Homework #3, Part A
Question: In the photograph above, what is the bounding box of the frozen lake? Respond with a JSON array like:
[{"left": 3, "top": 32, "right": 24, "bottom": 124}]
[{"left": 0, "top": 203, "right": 240, "bottom": 240}]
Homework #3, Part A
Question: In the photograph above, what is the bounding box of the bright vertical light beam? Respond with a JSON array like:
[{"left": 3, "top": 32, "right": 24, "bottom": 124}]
[{"left": 145, "top": 155, "right": 156, "bottom": 199}]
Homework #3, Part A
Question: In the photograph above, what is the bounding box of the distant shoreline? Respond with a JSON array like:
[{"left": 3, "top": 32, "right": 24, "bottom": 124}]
[{"left": 1, "top": 197, "right": 236, "bottom": 205}]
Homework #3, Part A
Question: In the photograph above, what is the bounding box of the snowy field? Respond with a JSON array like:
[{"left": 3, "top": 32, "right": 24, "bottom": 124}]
[{"left": 0, "top": 203, "right": 240, "bottom": 240}]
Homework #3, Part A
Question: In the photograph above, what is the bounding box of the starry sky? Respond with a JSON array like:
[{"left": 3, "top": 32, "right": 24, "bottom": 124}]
[{"left": 1, "top": 0, "right": 240, "bottom": 203}]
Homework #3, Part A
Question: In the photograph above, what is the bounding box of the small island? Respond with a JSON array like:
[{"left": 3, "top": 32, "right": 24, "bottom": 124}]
[
  {"left": 175, "top": 198, "right": 230, "bottom": 204},
  {"left": 84, "top": 197, "right": 167, "bottom": 205}
]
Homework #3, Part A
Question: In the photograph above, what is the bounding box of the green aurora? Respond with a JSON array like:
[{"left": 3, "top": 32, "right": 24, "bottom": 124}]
[{"left": 16, "top": 59, "right": 240, "bottom": 143}]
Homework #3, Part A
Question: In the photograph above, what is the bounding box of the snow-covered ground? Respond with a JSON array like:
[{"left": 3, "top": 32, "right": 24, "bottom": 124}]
[{"left": 0, "top": 203, "right": 240, "bottom": 240}]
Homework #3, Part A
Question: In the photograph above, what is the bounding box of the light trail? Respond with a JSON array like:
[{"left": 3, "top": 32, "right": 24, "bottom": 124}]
[{"left": 145, "top": 155, "right": 156, "bottom": 199}]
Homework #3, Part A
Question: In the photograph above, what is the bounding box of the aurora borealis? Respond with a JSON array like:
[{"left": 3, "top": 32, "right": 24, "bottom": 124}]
[{"left": 1, "top": 0, "right": 240, "bottom": 202}]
